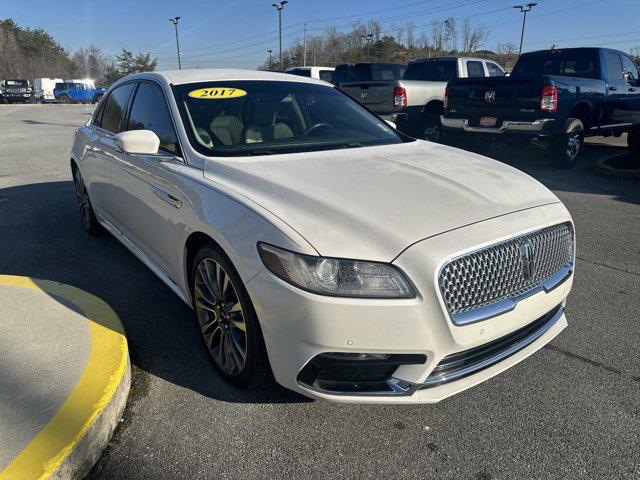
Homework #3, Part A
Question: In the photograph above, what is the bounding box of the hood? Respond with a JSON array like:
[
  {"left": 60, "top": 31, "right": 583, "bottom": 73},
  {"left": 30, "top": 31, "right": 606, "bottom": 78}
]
[{"left": 203, "top": 141, "right": 559, "bottom": 261}]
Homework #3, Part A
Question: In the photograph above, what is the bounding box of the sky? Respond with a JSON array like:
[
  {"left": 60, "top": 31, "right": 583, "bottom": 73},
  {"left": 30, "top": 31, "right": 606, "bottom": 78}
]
[{"left": 2, "top": 0, "right": 639, "bottom": 69}]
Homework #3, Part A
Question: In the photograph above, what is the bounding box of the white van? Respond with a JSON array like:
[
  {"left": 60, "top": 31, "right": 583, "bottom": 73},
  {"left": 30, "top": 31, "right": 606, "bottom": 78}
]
[
  {"left": 34, "top": 78, "right": 63, "bottom": 103},
  {"left": 285, "top": 66, "right": 335, "bottom": 83}
]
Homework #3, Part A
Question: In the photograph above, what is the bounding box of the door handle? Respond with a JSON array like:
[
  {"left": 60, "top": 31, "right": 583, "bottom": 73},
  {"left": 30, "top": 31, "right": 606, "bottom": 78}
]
[
  {"left": 629, "top": 87, "right": 637, "bottom": 92},
  {"left": 608, "top": 86, "right": 617, "bottom": 91},
  {"left": 149, "top": 184, "right": 182, "bottom": 209}
]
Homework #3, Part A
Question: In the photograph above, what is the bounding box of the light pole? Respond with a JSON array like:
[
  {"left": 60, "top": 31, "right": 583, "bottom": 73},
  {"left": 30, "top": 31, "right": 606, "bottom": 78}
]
[
  {"left": 169, "top": 16, "right": 181, "bottom": 70},
  {"left": 513, "top": 3, "right": 537, "bottom": 56},
  {"left": 271, "top": 1, "right": 288, "bottom": 72},
  {"left": 267, "top": 49, "right": 273, "bottom": 71},
  {"left": 361, "top": 33, "right": 373, "bottom": 62}
]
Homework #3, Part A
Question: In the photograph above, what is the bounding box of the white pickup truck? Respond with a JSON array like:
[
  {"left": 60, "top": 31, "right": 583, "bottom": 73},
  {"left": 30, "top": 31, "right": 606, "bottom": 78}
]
[{"left": 397, "top": 57, "right": 506, "bottom": 141}]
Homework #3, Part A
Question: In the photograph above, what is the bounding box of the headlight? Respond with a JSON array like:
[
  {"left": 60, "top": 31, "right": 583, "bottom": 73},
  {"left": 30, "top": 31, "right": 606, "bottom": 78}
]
[{"left": 258, "top": 243, "right": 415, "bottom": 299}]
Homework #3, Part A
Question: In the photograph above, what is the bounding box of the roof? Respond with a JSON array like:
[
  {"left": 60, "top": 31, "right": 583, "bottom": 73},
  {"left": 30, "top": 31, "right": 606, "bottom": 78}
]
[{"left": 122, "top": 69, "right": 329, "bottom": 86}]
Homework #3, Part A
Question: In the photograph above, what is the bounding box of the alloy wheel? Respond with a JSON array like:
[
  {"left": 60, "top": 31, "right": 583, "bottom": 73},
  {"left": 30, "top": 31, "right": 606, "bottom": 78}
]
[
  {"left": 194, "top": 258, "right": 248, "bottom": 376},
  {"left": 424, "top": 121, "right": 441, "bottom": 143},
  {"left": 73, "top": 169, "right": 92, "bottom": 230},
  {"left": 566, "top": 130, "right": 582, "bottom": 162}
]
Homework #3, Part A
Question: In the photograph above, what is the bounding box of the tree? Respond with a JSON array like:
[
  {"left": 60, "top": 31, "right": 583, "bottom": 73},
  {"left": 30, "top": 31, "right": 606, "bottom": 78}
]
[
  {"left": 444, "top": 17, "right": 457, "bottom": 52},
  {"left": 103, "top": 48, "right": 157, "bottom": 85},
  {"left": 461, "top": 18, "right": 490, "bottom": 53}
]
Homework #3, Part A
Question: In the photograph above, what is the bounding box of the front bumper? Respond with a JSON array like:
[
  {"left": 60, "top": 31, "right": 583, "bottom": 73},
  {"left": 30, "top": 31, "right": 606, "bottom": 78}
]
[
  {"left": 441, "top": 116, "right": 556, "bottom": 137},
  {"left": 246, "top": 203, "right": 573, "bottom": 403}
]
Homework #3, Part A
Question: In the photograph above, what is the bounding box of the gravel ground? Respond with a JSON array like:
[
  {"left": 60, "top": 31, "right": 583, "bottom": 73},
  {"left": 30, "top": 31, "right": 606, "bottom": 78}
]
[{"left": 0, "top": 105, "right": 638, "bottom": 480}]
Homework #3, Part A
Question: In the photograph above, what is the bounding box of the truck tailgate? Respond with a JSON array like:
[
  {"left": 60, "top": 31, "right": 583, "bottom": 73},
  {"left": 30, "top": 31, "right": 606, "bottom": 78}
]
[
  {"left": 339, "top": 81, "right": 396, "bottom": 114},
  {"left": 448, "top": 76, "right": 545, "bottom": 122}
]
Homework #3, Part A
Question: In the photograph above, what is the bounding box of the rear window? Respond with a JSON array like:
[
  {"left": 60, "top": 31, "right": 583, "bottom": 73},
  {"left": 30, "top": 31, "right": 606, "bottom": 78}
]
[
  {"left": 466, "top": 61, "right": 485, "bottom": 78},
  {"left": 404, "top": 60, "right": 457, "bottom": 82},
  {"left": 337, "top": 64, "right": 403, "bottom": 82},
  {"left": 287, "top": 68, "right": 311, "bottom": 78},
  {"left": 319, "top": 70, "right": 333, "bottom": 82},
  {"left": 512, "top": 50, "right": 601, "bottom": 79}
]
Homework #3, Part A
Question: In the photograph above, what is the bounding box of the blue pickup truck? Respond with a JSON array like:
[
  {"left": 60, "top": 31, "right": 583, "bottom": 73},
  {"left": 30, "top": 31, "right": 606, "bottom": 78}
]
[
  {"left": 441, "top": 47, "right": 640, "bottom": 167},
  {"left": 53, "top": 82, "right": 106, "bottom": 104}
]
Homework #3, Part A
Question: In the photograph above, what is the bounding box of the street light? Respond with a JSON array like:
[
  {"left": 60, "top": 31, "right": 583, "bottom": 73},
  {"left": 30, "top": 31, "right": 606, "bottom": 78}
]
[
  {"left": 361, "top": 33, "right": 374, "bottom": 62},
  {"left": 272, "top": 1, "right": 288, "bottom": 72},
  {"left": 169, "top": 16, "right": 182, "bottom": 70},
  {"left": 513, "top": 3, "right": 537, "bottom": 56},
  {"left": 267, "top": 49, "right": 273, "bottom": 71}
]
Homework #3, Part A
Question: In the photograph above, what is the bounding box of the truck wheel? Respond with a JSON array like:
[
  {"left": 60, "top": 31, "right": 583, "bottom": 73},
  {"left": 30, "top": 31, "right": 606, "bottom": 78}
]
[
  {"left": 60, "top": 95, "right": 71, "bottom": 104},
  {"left": 421, "top": 114, "right": 443, "bottom": 143},
  {"left": 627, "top": 128, "right": 640, "bottom": 157},
  {"left": 551, "top": 118, "right": 584, "bottom": 169}
]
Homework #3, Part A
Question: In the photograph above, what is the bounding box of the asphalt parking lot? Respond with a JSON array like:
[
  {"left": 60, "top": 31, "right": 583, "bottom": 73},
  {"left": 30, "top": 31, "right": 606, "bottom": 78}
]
[{"left": 1, "top": 104, "right": 638, "bottom": 479}]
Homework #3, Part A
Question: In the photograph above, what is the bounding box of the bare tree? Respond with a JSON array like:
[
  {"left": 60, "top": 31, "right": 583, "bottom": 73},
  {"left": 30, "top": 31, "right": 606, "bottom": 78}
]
[
  {"left": 461, "top": 18, "right": 489, "bottom": 52},
  {"left": 430, "top": 20, "right": 444, "bottom": 52},
  {"left": 444, "top": 17, "right": 457, "bottom": 52}
]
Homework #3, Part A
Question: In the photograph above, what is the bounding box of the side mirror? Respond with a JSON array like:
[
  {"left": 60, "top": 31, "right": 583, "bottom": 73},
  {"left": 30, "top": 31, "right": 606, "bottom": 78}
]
[
  {"left": 385, "top": 119, "right": 397, "bottom": 129},
  {"left": 115, "top": 130, "right": 160, "bottom": 154}
]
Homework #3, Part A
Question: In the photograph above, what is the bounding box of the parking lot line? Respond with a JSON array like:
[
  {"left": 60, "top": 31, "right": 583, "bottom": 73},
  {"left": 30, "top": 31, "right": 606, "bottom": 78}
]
[{"left": 0, "top": 275, "right": 129, "bottom": 480}]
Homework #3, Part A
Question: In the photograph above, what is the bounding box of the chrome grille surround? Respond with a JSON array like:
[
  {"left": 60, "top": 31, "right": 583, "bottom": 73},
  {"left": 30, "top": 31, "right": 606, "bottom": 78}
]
[{"left": 439, "top": 223, "right": 574, "bottom": 325}]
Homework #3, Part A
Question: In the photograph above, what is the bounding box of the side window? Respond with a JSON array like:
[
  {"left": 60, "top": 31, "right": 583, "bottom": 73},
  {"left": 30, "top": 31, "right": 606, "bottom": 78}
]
[
  {"left": 100, "top": 83, "right": 135, "bottom": 133},
  {"left": 622, "top": 55, "right": 639, "bottom": 83},
  {"left": 467, "top": 61, "right": 485, "bottom": 77},
  {"left": 486, "top": 62, "right": 505, "bottom": 77},
  {"left": 605, "top": 51, "right": 624, "bottom": 81},
  {"left": 319, "top": 70, "right": 333, "bottom": 82},
  {"left": 127, "top": 82, "right": 180, "bottom": 155}
]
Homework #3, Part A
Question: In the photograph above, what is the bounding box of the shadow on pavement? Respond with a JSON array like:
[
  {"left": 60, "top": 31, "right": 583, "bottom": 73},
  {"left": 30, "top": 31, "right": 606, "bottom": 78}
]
[{"left": 0, "top": 180, "right": 307, "bottom": 405}]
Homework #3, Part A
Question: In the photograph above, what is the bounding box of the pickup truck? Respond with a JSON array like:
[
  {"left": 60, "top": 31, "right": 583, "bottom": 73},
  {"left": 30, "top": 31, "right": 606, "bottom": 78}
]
[
  {"left": 397, "top": 57, "right": 505, "bottom": 141},
  {"left": 0, "top": 79, "right": 33, "bottom": 103},
  {"left": 332, "top": 63, "right": 406, "bottom": 120},
  {"left": 441, "top": 47, "right": 640, "bottom": 167},
  {"left": 53, "top": 81, "right": 106, "bottom": 104}
]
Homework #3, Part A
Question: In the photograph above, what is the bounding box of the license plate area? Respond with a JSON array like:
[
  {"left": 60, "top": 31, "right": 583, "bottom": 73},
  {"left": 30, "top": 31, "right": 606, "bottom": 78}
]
[{"left": 479, "top": 116, "right": 498, "bottom": 127}]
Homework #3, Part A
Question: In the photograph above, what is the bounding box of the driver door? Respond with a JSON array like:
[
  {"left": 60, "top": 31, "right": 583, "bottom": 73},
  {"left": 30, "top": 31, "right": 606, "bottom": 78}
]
[{"left": 110, "top": 81, "right": 188, "bottom": 283}]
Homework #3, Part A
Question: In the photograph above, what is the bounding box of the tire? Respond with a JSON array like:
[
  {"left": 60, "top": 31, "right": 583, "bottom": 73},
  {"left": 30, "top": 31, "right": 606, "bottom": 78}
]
[
  {"left": 550, "top": 118, "right": 584, "bottom": 169},
  {"left": 72, "top": 166, "right": 102, "bottom": 235},
  {"left": 627, "top": 128, "right": 640, "bottom": 157},
  {"left": 60, "top": 94, "right": 71, "bottom": 104},
  {"left": 420, "top": 114, "right": 443, "bottom": 143},
  {"left": 191, "top": 245, "right": 271, "bottom": 389}
]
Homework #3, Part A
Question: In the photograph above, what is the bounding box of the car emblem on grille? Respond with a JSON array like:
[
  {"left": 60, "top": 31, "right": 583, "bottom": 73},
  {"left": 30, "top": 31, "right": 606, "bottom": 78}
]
[
  {"left": 360, "top": 91, "right": 368, "bottom": 100},
  {"left": 484, "top": 90, "right": 496, "bottom": 102},
  {"left": 519, "top": 240, "right": 535, "bottom": 280}
]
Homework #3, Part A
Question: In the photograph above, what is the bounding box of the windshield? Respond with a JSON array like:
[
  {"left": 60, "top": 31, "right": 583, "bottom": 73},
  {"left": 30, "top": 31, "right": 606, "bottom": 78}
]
[{"left": 173, "top": 80, "right": 407, "bottom": 157}]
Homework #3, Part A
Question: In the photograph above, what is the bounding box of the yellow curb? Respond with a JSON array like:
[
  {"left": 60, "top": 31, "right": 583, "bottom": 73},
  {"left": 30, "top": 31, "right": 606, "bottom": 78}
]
[{"left": 0, "top": 275, "right": 129, "bottom": 480}]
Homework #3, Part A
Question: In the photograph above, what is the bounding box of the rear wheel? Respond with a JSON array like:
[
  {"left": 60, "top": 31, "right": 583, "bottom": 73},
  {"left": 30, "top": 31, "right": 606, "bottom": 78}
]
[
  {"left": 60, "top": 94, "right": 71, "bottom": 104},
  {"left": 550, "top": 118, "right": 584, "bottom": 169},
  {"left": 191, "top": 245, "right": 271, "bottom": 389},
  {"left": 72, "top": 166, "right": 102, "bottom": 235},
  {"left": 421, "top": 114, "right": 443, "bottom": 143}
]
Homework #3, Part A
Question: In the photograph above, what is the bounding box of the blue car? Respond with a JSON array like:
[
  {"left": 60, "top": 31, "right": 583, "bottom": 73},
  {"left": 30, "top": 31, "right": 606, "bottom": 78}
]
[{"left": 53, "top": 82, "right": 105, "bottom": 104}]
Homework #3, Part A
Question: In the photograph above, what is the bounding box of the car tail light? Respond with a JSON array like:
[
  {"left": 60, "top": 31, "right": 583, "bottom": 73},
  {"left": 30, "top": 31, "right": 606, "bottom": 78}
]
[
  {"left": 443, "top": 85, "right": 450, "bottom": 110},
  {"left": 393, "top": 87, "right": 407, "bottom": 108},
  {"left": 540, "top": 85, "right": 558, "bottom": 112}
]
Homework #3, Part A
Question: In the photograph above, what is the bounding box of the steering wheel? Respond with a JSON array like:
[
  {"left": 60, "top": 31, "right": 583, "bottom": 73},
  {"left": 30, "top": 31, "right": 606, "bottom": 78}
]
[{"left": 304, "top": 123, "right": 335, "bottom": 136}]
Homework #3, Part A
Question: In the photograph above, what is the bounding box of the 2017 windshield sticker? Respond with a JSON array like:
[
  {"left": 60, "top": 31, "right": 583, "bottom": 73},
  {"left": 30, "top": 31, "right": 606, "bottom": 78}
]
[{"left": 188, "top": 87, "right": 247, "bottom": 99}]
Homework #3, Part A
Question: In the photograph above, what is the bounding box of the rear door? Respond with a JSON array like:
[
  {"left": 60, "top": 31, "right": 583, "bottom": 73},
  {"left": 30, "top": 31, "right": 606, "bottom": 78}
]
[
  {"left": 84, "top": 82, "right": 136, "bottom": 224},
  {"left": 602, "top": 50, "right": 628, "bottom": 126},
  {"left": 110, "top": 80, "right": 187, "bottom": 281}
]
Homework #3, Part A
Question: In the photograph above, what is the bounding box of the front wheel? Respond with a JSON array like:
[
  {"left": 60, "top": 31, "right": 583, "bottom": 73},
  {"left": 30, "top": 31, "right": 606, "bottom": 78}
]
[
  {"left": 627, "top": 128, "right": 640, "bottom": 158},
  {"left": 191, "top": 246, "right": 271, "bottom": 389},
  {"left": 60, "top": 95, "right": 71, "bottom": 104},
  {"left": 550, "top": 118, "right": 584, "bottom": 169}
]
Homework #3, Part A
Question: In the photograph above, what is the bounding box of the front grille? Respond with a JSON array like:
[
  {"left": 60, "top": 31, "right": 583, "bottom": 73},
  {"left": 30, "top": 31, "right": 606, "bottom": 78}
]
[{"left": 439, "top": 223, "right": 573, "bottom": 315}]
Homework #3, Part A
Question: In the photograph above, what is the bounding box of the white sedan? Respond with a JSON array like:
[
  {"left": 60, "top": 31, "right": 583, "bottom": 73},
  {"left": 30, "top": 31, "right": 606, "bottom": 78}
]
[{"left": 71, "top": 69, "right": 575, "bottom": 403}]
